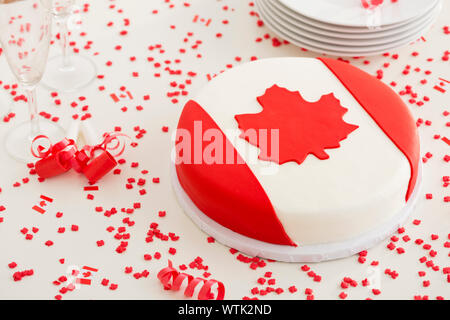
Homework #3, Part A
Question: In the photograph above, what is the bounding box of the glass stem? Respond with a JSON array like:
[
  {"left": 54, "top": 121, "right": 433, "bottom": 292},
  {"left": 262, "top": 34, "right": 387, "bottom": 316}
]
[
  {"left": 59, "top": 15, "right": 71, "bottom": 68},
  {"left": 25, "top": 85, "right": 40, "bottom": 139}
]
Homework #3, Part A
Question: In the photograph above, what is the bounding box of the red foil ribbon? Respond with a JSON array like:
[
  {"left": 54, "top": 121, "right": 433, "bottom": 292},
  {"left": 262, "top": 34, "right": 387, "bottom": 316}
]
[
  {"left": 32, "top": 132, "right": 129, "bottom": 183},
  {"left": 82, "top": 150, "right": 117, "bottom": 184},
  {"left": 32, "top": 136, "right": 78, "bottom": 179},
  {"left": 80, "top": 132, "right": 128, "bottom": 184},
  {"left": 157, "top": 261, "right": 225, "bottom": 300}
]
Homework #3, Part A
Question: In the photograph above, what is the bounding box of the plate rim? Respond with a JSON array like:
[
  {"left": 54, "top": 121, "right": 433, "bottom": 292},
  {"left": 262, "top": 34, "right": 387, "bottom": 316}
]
[
  {"left": 265, "top": 0, "right": 439, "bottom": 39},
  {"left": 278, "top": 0, "right": 438, "bottom": 28},
  {"left": 260, "top": 0, "right": 439, "bottom": 47},
  {"left": 256, "top": 0, "right": 440, "bottom": 56}
]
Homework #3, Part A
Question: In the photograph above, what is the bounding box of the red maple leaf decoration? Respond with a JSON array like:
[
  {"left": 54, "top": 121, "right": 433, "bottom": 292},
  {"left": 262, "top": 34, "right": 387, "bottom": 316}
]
[{"left": 235, "top": 85, "right": 359, "bottom": 165}]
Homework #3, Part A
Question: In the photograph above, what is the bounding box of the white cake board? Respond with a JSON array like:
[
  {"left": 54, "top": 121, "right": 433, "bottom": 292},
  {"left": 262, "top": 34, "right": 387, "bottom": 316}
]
[{"left": 171, "top": 163, "right": 422, "bottom": 263}]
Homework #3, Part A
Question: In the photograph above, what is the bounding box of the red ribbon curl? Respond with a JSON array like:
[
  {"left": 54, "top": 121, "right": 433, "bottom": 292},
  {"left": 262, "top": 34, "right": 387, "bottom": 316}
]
[
  {"left": 157, "top": 260, "right": 225, "bottom": 300},
  {"left": 33, "top": 136, "right": 78, "bottom": 179},
  {"left": 32, "top": 132, "right": 129, "bottom": 183}
]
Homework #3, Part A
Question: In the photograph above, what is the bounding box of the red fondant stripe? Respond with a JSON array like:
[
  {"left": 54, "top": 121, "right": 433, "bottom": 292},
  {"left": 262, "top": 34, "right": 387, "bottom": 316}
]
[
  {"left": 175, "top": 100, "right": 296, "bottom": 246},
  {"left": 319, "top": 58, "right": 419, "bottom": 201}
]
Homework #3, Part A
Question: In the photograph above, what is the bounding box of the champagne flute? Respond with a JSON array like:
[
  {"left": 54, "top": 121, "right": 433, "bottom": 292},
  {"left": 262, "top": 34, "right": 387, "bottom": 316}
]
[
  {"left": 0, "top": 87, "right": 11, "bottom": 118},
  {"left": 0, "top": 45, "right": 13, "bottom": 118},
  {"left": 0, "top": 0, "right": 64, "bottom": 162},
  {"left": 41, "top": 0, "right": 96, "bottom": 92}
]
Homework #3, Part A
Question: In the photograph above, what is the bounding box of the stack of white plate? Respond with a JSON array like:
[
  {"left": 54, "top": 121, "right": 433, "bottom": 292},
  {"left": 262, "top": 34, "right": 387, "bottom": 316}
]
[{"left": 255, "top": 0, "right": 442, "bottom": 56}]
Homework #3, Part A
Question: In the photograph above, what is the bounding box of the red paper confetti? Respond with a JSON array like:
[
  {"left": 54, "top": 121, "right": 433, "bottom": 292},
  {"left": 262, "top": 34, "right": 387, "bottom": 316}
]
[{"left": 32, "top": 206, "right": 45, "bottom": 214}]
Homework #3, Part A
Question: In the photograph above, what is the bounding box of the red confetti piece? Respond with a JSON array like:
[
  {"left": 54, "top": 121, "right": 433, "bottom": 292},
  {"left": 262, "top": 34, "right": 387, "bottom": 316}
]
[
  {"left": 101, "top": 278, "right": 109, "bottom": 286},
  {"left": 110, "top": 93, "right": 119, "bottom": 102},
  {"left": 40, "top": 195, "right": 53, "bottom": 202},
  {"left": 442, "top": 137, "right": 450, "bottom": 146},
  {"left": 109, "top": 283, "right": 118, "bottom": 290},
  {"left": 84, "top": 186, "right": 99, "bottom": 191},
  {"left": 32, "top": 206, "right": 45, "bottom": 214},
  {"left": 76, "top": 278, "right": 91, "bottom": 285},
  {"left": 433, "top": 85, "right": 446, "bottom": 93},
  {"left": 372, "top": 288, "right": 381, "bottom": 295},
  {"left": 82, "top": 266, "right": 98, "bottom": 272},
  {"left": 13, "top": 269, "right": 34, "bottom": 281}
]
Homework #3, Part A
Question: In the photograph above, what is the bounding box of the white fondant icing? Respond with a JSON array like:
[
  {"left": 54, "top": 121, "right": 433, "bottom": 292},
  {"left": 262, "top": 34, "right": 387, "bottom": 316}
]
[
  {"left": 192, "top": 58, "right": 411, "bottom": 245},
  {"left": 171, "top": 162, "right": 421, "bottom": 262}
]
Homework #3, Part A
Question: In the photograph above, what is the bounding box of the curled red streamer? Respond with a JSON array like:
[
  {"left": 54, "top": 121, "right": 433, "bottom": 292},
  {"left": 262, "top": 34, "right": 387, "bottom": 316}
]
[
  {"left": 32, "top": 136, "right": 78, "bottom": 179},
  {"left": 157, "top": 261, "right": 225, "bottom": 300},
  {"left": 32, "top": 132, "right": 129, "bottom": 183},
  {"left": 82, "top": 132, "right": 129, "bottom": 159},
  {"left": 80, "top": 132, "right": 129, "bottom": 184}
]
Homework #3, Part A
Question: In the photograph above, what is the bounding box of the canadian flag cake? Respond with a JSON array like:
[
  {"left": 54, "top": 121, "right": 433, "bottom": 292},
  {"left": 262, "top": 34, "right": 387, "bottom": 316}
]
[{"left": 172, "top": 57, "right": 420, "bottom": 262}]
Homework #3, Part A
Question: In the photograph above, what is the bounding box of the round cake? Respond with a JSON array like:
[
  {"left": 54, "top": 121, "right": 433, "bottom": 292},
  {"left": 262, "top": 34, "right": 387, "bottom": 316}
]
[{"left": 172, "top": 57, "right": 420, "bottom": 262}]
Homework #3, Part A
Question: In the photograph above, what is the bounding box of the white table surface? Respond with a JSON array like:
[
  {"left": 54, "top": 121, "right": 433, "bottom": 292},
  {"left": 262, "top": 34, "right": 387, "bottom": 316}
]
[{"left": 0, "top": 0, "right": 448, "bottom": 300}]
